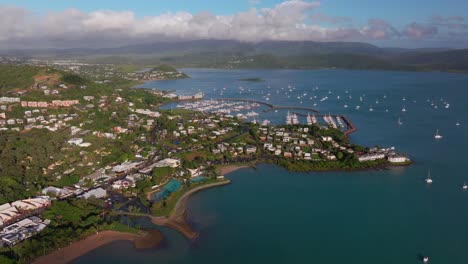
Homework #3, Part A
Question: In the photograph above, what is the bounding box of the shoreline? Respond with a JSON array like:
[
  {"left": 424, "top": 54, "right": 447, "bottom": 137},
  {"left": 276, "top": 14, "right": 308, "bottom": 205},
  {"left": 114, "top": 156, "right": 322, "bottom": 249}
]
[
  {"left": 150, "top": 180, "right": 232, "bottom": 240},
  {"left": 32, "top": 231, "right": 142, "bottom": 264},
  {"left": 31, "top": 161, "right": 409, "bottom": 263},
  {"left": 216, "top": 164, "right": 254, "bottom": 175}
]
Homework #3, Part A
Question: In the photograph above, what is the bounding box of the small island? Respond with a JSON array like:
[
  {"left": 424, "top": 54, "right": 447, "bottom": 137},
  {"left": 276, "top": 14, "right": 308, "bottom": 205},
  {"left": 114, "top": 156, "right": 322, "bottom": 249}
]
[
  {"left": 0, "top": 63, "right": 410, "bottom": 263},
  {"left": 239, "top": 77, "right": 265, "bottom": 82}
]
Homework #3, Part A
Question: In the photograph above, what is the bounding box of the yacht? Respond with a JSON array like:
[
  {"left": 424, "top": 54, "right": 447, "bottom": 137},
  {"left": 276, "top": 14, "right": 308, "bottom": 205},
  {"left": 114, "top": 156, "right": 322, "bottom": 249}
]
[
  {"left": 463, "top": 182, "right": 468, "bottom": 190},
  {"left": 306, "top": 113, "right": 313, "bottom": 126},
  {"left": 425, "top": 171, "right": 433, "bottom": 184},
  {"left": 456, "top": 121, "right": 460, "bottom": 126},
  {"left": 434, "top": 129, "right": 442, "bottom": 139},
  {"left": 402, "top": 106, "right": 406, "bottom": 112},
  {"left": 344, "top": 103, "right": 348, "bottom": 108},
  {"left": 369, "top": 106, "right": 374, "bottom": 112},
  {"left": 423, "top": 256, "right": 429, "bottom": 263},
  {"left": 356, "top": 105, "right": 360, "bottom": 110},
  {"left": 398, "top": 117, "right": 403, "bottom": 126}
]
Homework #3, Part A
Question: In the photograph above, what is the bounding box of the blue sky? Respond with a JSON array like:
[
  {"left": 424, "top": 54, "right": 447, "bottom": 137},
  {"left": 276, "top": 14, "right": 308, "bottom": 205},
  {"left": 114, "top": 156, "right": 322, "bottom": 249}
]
[
  {"left": 0, "top": 0, "right": 467, "bottom": 48},
  {"left": 3, "top": 0, "right": 467, "bottom": 26}
]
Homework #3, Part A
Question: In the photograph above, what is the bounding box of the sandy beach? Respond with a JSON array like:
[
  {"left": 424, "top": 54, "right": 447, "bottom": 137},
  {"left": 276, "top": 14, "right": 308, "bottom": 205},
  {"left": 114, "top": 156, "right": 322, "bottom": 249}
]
[
  {"left": 32, "top": 231, "right": 142, "bottom": 264},
  {"left": 151, "top": 179, "right": 231, "bottom": 240},
  {"left": 33, "top": 180, "right": 232, "bottom": 263},
  {"left": 216, "top": 164, "right": 253, "bottom": 175}
]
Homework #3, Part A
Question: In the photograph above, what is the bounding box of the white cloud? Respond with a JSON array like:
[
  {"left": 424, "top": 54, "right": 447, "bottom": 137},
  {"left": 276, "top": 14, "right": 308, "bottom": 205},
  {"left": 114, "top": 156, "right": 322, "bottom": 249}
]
[{"left": 0, "top": 1, "right": 462, "bottom": 48}]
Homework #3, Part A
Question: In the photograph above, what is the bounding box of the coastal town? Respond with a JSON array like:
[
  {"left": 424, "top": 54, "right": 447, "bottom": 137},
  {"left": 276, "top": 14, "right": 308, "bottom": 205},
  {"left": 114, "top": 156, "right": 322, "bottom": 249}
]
[{"left": 0, "top": 63, "right": 410, "bottom": 263}]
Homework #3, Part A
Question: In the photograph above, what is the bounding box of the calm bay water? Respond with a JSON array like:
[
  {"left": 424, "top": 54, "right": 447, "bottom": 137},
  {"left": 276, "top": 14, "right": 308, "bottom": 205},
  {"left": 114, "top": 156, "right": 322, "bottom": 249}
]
[{"left": 74, "top": 69, "right": 468, "bottom": 264}]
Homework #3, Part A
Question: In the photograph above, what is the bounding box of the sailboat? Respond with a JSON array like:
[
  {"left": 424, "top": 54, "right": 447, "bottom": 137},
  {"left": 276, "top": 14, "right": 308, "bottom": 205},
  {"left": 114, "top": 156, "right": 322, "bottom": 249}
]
[
  {"left": 369, "top": 105, "right": 374, "bottom": 112},
  {"left": 425, "top": 171, "right": 433, "bottom": 184},
  {"left": 398, "top": 117, "right": 403, "bottom": 126},
  {"left": 463, "top": 182, "right": 467, "bottom": 190},
  {"left": 423, "top": 256, "right": 429, "bottom": 263},
  {"left": 402, "top": 106, "right": 406, "bottom": 112},
  {"left": 456, "top": 121, "right": 460, "bottom": 126},
  {"left": 434, "top": 129, "right": 442, "bottom": 139}
]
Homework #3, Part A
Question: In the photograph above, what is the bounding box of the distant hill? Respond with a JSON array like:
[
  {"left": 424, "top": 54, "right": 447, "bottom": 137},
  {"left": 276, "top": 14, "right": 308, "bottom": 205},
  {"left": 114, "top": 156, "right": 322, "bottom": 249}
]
[
  {"left": 2, "top": 40, "right": 467, "bottom": 73},
  {"left": 0, "top": 64, "right": 41, "bottom": 92},
  {"left": 152, "top": 64, "right": 179, "bottom": 72}
]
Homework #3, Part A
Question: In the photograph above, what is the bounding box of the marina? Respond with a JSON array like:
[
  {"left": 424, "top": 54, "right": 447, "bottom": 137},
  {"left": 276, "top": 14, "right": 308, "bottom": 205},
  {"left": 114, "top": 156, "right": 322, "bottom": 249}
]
[{"left": 127, "top": 68, "right": 468, "bottom": 264}]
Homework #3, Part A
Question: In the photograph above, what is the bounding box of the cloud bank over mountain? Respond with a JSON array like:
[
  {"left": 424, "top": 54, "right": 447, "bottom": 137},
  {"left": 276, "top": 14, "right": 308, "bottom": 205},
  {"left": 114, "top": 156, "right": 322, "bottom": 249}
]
[{"left": 0, "top": 0, "right": 466, "bottom": 49}]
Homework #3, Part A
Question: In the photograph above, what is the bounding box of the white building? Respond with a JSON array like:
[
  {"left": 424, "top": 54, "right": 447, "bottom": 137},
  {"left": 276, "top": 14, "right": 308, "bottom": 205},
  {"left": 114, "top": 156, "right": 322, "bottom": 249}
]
[
  {"left": 154, "top": 158, "right": 180, "bottom": 168},
  {"left": 388, "top": 156, "right": 408, "bottom": 163},
  {"left": 68, "top": 138, "right": 83, "bottom": 145},
  {"left": 358, "top": 153, "right": 385, "bottom": 162},
  {"left": 79, "top": 188, "right": 107, "bottom": 199}
]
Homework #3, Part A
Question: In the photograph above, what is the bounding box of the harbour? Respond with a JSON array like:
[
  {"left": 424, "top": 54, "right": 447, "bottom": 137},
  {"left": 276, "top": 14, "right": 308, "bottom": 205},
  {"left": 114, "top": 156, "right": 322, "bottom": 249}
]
[{"left": 75, "top": 68, "right": 468, "bottom": 264}]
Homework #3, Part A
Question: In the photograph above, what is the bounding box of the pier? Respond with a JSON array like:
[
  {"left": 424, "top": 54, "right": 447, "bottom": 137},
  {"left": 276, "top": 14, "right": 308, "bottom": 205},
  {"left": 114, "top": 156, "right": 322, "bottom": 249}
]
[
  {"left": 266, "top": 105, "right": 320, "bottom": 113},
  {"left": 215, "top": 98, "right": 319, "bottom": 113},
  {"left": 293, "top": 112, "right": 357, "bottom": 137},
  {"left": 214, "top": 98, "right": 274, "bottom": 108}
]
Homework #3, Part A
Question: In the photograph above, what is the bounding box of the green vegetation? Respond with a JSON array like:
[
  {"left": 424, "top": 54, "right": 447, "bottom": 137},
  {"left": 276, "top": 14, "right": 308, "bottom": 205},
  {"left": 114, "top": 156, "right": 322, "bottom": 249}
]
[
  {"left": 114, "top": 64, "right": 143, "bottom": 73},
  {"left": 150, "top": 179, "right": 219, "bottom": 217},
  {"left": 0, "top": 199, "right": 139, "bottom": 264},
  {"left": 271, "top": 157, "right": 388, "bottom": 172},
  {"left": 152, "top": 167, "right": 173, "bottom": 179},
  {"left": 152, "top": 64, "right": 179, "bottom": 72},
  {"left": 0, "top": 129, "right": 68, "bottom": 203},
  {"left": 0, "top": 64, "right": 41, "bottom": 93},
  {"left": 60, "top": 73, "right": 87, "bottom": 85}
]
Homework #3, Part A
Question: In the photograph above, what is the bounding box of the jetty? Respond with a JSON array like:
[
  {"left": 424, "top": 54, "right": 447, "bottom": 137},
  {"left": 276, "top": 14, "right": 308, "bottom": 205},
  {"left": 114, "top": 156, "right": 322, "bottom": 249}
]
[
  {"left": 215, "top": 98, "right": 274, "bottom": 108},
  {"left": 215, "top": 98, "right": 319, "bottom": 113},
  {"left": 266, "top": 105, "right": 320, "bottom": 113},
  {"left": 293, "top": 112, "right": 357, "bottom": 137}
]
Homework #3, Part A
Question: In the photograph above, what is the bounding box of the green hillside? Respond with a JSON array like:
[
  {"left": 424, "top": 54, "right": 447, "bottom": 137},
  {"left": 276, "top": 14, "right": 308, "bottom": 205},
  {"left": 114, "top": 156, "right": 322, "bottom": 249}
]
[{"left": 0, "top": 64, "right": 42, "bottom": 92}]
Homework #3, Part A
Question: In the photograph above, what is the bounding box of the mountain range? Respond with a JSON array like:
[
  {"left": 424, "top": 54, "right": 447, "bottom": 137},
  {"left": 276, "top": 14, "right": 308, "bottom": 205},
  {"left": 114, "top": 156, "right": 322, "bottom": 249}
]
[{"left": 2, "top": 40, "right": 468, "bottom": 72}]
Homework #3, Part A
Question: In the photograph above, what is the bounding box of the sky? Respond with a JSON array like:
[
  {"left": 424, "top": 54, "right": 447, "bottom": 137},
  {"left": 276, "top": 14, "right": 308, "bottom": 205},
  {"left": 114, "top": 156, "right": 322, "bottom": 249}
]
[{"left": 0, "top": 0, "right": 467, "bottom": 49}]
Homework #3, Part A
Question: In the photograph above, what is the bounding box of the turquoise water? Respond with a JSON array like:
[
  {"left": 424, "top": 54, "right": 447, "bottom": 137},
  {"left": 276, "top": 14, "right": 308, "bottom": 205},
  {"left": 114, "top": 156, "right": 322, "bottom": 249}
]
[
  {"left": 190, "top": 176, "right": 207, "bottom": 183},
  {"left": 74, "top": 69, "right": 468, "bottom": 263},
  {"left": 152, "top": 179, "right": 181, "bottom": 201}
]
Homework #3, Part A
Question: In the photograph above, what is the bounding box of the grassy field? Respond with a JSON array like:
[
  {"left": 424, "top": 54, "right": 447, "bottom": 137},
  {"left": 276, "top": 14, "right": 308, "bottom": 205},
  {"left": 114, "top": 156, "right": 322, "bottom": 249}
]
[{"left": 0, "top": 64, "right": 41, "bottom": 93}]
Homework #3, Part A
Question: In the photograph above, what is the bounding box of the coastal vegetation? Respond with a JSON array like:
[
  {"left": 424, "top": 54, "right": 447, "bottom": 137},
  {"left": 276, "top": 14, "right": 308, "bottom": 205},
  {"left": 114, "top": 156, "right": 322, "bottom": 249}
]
[
  {"left": 0, "top": 64, "right": 410, "bottom": 263},
  {"left": 0, "top": 199, "right": 139, "bottom": 264}
]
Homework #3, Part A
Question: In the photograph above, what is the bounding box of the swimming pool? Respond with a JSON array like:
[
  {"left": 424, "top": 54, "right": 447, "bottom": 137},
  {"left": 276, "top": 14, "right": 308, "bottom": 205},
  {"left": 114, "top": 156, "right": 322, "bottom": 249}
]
[{"left": 152, "top": 179, "right": 181, "bottom": 201}]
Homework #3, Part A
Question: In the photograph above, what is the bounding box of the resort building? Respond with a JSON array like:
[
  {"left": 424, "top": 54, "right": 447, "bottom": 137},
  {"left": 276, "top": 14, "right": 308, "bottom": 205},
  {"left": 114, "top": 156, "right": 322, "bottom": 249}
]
[
  {"left": 154, "top": 158, "right": 180, "bottom": 168},
  {"left": 388, "top": 155, "right": 408, "bottom": 163},
  {"left": 79, "top": 188, "right": 107, "bottom": 199}
]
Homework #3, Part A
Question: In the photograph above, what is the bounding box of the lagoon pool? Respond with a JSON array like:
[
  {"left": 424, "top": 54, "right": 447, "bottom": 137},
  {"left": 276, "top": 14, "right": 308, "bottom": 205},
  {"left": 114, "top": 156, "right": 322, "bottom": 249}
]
[{"left": 152, "top": 179, "right": 181, "bottom": 201}]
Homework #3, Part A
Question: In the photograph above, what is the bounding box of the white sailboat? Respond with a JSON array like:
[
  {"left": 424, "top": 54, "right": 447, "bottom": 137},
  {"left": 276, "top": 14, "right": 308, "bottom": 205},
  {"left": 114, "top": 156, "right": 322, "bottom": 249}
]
[
  {"left": 398, "top": 117, "right": 403, "bottom": 126},
  {"left": 463, "top": 182, "right": 467, "bottom": 190},
  {"left": 456, "top": 121, "right": 460, "bottom": 126},
  {"left": 425, "top": 171, "right": 433, "bottom": 184},
  {"left": 402, "top": 106, "right": 406, "bottom": 112},
  {"left": 423, "top": 256, "right": 429, "bottom": 263},
  {"left": 434, "top": 129, "right": 442, "bottom": 139}
]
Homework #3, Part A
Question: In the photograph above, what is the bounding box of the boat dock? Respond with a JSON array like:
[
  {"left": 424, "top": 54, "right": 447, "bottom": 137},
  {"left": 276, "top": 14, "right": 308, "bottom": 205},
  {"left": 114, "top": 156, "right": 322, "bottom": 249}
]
[
  {"left": 215, "top": 98, "right": 319, "bottom": 113},
  {"left": 293, "top": 112, "right": 357, "bottom": 137}
]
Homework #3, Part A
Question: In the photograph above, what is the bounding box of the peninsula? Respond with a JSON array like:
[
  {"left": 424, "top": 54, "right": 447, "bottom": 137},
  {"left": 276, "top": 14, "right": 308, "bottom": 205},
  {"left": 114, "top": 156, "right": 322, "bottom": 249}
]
[{"left": 0, "top": 63, "right": 410, "bottom": 263}]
